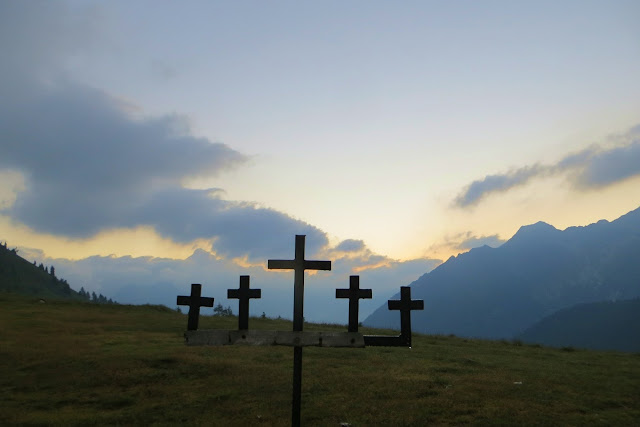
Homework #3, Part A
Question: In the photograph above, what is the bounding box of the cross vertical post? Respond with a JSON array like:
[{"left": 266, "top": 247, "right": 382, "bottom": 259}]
[
  {"left": 388, "top": 286, "right": 424, "bottom": 347},
  {"left": 227, "top": 275, "right": 261, "bottom": 330},
  {"left": 336, "top": 276, "right": 372, "bottom": 332},
  {"left": 176, "top": 284, "right": 214, "bottom": 331},
  {"left": 268, "top": 235, "right": 331, "bottom": 427}
]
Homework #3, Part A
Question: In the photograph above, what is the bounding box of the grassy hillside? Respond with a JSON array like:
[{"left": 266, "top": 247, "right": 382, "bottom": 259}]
[
  {"left": 0, "top": 243, "right": 82, "bottom": 300},
  {"left": 1, "top": 292, "right": 639, "bottom": 425}
]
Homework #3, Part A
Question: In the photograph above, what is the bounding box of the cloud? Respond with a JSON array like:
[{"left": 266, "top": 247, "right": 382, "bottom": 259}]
[
  {"left": 454, "top": 125, "right": 640, "bottom": 208},
  {"left": 334, "top": 239, "right": 366, "bottom": 253},
  {"left": 138, "top": 189, "right": 328, "bottom": 259},
  {"left": 454, "top": 165, "right": 545, "bottom": 207},
  {"left": 572, "top": 141, "right": 640, "bottom": 189},
  {"left": 0, "top": 2, "right": 327, "bottom": 261},
  {"left": 0, "top": 82, "right": 243, "bottom": 228}
]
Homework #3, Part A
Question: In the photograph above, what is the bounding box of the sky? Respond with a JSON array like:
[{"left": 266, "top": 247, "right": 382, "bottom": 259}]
[{"left": 1, "top": 1, "right": 640, "bottom": 323}]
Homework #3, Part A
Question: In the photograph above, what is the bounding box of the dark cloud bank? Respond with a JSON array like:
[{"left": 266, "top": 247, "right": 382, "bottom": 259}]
[
  {"left": 0, "top": 79, "right": 331, "bottom": 259},
  {"left": 0, "top": 2, "right": 334, "bottom": 260},
  {"left": 454, "top": 125, "right": 640, "bottom": 208}
]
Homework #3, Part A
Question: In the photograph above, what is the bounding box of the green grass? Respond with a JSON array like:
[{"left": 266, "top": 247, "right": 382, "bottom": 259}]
[{"left": 1, "top": 292, "right": 639, "bottom": 426}]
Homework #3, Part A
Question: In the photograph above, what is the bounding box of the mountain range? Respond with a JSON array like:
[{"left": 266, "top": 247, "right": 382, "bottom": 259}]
[
  {"left": 516, "top": 298, "right": 640, "bottom": 352},
  {"left": 364, "top": 206, "right": 640, "bottom": 350}
]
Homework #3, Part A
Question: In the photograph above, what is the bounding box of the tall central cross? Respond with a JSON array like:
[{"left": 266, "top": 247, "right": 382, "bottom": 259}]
[
  {"left": 268, "top": 235, "right": 331, "bottom": 332},
  {"left": 268, "top": 234, "right": 331, "bottom": 427}
]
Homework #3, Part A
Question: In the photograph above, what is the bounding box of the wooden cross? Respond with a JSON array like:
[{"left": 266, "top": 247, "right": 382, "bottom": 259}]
[
  {"left": 227, "top": 275, "right": 261, "bottom": 330},
  {"left": 388, "top": 286, "right": 424, "bottom": 347},
  {"left": 336, "top": 275, "right": 372, "bottom": 332},
  {"left": 268, "top": 235, "right": 331, "bottom": 332},
  {"left": 176, "top": 284, "right": 214, "bottom": 331},
  {"left": 268, "top": 234, "right": 331, "bottom": 427}
]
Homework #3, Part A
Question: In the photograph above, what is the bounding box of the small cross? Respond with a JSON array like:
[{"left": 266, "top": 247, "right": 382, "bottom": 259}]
[
  {"left": 388, "top": 286, "right": 424, "bottom": 346},
  {"left": 227, "top": 275, "right": 261, "bottom": 330},
  {"left": 336, "top": 275, "right": 372, "bottom": 332},
  {"left": 177, "top": 284, "right": 214, "bottom": 331},
  {"left": 268, "top": 235, "right": 331, "bottom": 332}
]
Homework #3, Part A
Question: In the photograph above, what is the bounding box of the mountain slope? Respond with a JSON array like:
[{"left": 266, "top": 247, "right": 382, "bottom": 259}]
[
  {"left": 363, "top": 207, "right": 640, "bottom": 339},
  {"left": 516, "top": 298, "right": 640, "bottom": 352},
  {"left": 0, "top": 243, "right": 83, "bottom": 300}
]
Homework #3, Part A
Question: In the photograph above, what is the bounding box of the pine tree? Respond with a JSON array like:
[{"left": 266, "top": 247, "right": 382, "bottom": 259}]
[
  {"left": 213, "top": 303, "right": 224, "bottom": 316},
  {"left": 213, "top": 303, "right": 232, "bottom": 316}
]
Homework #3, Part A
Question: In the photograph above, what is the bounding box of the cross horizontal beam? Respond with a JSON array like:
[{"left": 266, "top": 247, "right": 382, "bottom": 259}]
[
  {"left": 363, "top": 335, "right": 404, "bottom": 347},
  {"left": 184, "top": 330, "right": 365, "bottom": 348},
  {"left": 268, "top": 260, "right": 331, "bottom": 271}
]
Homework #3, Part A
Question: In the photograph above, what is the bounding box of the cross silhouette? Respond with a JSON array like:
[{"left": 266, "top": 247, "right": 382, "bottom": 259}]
[
  {"left": 268, "top": 234, "right": 331, "bottom": 427},
  {"left": 227, "top": 275, "right": 261, "bottom": 330},
  {"left": 268, "top": 235, "right": 331, "bottom": 332},
  {"left": 336, "top": 275, "right": 372, "bottom": 332},
  {"left": 177, "top": 284, "right": 214, "bottom": 331},
  {"left": 388, "top": 286, "right": 424, "bottom": 346}
]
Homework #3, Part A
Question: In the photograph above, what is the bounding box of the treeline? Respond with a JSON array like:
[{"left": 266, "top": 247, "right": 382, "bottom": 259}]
[
  {"left": 178, "top": 303, "right": 234, "bottom": 316},
  {"left": 77, "top": 287, "right": 117, "bottom": 305}
]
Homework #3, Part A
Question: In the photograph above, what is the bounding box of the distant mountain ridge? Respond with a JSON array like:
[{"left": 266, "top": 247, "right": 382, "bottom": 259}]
[
  {"left": 363, "top": 207, "right": 640, "bottom": 344},
  {"left": 516, "top": 298, "right": 640, "bottom": 352}
]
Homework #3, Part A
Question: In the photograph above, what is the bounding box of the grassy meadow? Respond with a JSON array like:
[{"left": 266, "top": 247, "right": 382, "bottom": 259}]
[{"left": 1, "top": 292, "right": 639, "bottom": 426}]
